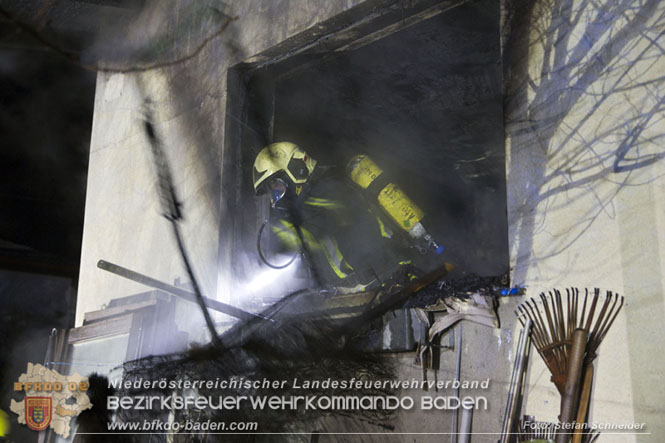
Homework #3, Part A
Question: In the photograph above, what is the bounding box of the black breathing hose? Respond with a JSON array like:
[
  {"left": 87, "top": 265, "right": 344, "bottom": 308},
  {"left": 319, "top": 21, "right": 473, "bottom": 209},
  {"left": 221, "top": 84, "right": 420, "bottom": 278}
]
[{"left": 256, "top": 220, "right": 298, "bottom": 269}]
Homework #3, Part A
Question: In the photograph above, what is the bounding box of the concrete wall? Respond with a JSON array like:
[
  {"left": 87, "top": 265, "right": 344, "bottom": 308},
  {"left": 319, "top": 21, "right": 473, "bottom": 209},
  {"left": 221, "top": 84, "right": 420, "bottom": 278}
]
[{"left": 505, "top": 0, "right": 665, "bottom": 441}]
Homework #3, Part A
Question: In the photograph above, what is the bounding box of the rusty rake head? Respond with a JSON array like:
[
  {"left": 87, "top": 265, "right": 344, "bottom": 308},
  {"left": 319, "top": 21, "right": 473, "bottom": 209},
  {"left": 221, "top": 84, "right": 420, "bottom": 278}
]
[{"left": 515, "top": 288, "right": 623, "bottom": 394}]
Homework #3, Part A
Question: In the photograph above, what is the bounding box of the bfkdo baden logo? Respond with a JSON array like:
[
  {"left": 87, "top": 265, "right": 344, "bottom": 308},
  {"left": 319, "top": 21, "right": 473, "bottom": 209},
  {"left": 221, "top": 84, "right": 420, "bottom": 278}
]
[
  {"left": 10, "top": 363, "right": 92, "bottom": 437},
  {"left": 25, "top": 397, "right": 52, "bottom": 431}
]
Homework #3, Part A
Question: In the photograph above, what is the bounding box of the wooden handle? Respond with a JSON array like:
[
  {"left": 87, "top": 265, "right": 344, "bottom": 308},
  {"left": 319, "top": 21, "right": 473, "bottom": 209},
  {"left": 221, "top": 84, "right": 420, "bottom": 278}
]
[
  {"left": 572, "top": 364, "right": 594, "bottom": 443},
  {"left": 556, "top": 328, "right": 587, "bottom": 443}
]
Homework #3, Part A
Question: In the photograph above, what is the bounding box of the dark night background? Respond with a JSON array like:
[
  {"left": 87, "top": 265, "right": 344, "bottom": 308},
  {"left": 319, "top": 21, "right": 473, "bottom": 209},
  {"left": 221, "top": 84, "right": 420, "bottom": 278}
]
[
  {"left": 0, "top": 2, "right": 102, "bottom": 439},
  {"left": 1, "top": 48, "right": 94, "bottom": 264}
]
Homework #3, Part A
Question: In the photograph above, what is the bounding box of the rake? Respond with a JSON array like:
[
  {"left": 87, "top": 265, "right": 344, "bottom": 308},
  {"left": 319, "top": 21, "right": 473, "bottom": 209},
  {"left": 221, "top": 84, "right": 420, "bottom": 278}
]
[
  {"left": 515, "top": 288, "right": 623, "bottom": 394},
  {"left": 515, "top": 288, "right": 623, "bottom": 443}
]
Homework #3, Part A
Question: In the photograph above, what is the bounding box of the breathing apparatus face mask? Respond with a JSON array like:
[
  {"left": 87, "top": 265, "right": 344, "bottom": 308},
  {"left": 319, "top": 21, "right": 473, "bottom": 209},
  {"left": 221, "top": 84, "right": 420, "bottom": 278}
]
[{"left": 266, "top": 177, "right": 288, "bottom": 207}]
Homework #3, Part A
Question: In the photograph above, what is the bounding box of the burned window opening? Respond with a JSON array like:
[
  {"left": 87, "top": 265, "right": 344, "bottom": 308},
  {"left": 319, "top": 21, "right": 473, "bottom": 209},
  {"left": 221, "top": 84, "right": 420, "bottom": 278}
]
[{"left": 222, "top": 0, "right": 508, "bottom": 310}]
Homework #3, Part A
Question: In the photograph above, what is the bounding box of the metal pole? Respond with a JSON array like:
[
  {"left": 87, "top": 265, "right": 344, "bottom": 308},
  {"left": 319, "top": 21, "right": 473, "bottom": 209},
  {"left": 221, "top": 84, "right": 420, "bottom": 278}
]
[
  {"left": 499, "top": 318, "right": 532, "bottom": 443},
  {"left": 451, "top": 323, "right": 463, "bottom": 443},
  {"left": 97, "top": 259, "right": 262, "bottom": 322},
  {"left": 459, "top": 399, "right": 474, "bottom": 443}
]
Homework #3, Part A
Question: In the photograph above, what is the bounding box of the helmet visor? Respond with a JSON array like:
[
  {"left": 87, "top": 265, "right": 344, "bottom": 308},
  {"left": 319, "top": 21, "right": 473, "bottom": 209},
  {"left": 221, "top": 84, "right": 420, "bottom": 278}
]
[{"left": 267, "top": 177, "right": 288, "bottom": 206}]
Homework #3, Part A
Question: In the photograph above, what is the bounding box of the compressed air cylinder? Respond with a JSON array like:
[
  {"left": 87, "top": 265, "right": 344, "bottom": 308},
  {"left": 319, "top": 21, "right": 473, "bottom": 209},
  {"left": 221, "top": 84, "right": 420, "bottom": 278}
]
[{"left": 347, "top": 155, "right": 443, "bottom": 254}]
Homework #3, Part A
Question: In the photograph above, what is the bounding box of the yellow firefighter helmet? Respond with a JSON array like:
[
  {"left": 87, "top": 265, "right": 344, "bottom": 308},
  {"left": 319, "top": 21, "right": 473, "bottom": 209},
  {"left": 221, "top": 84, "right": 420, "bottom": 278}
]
[{"left": 253, "top": 142, "right": 317, "bottom": 194}]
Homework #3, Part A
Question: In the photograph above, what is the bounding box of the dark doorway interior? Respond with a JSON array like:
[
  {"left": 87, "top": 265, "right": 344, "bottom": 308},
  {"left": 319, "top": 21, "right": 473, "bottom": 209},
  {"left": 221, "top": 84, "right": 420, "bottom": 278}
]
[{"left": 226, "top": 0, "right": 507, "bottom": 305}]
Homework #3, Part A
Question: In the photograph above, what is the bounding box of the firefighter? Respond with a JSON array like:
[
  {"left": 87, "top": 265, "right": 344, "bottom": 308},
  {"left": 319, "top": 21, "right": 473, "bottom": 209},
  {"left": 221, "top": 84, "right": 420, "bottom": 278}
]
[{"left": 253, "top": 142, "right": 423, "bottom": 294}]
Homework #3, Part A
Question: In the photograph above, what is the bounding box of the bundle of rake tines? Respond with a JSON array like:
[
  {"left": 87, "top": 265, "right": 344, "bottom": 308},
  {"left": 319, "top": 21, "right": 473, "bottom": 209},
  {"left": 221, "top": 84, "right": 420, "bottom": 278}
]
[
  {"left": 515, "top": 288, "right": 624, "bottom": 443},
  {"left": 516, "top": 288, "right": 624, "bottom": 393}
]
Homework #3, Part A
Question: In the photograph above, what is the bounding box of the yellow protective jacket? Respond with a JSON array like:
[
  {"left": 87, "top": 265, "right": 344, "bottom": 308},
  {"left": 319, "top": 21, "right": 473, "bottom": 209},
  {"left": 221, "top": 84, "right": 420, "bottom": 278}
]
[{"left": 268, "top": 168, "right": 409, "bottom": 289}]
